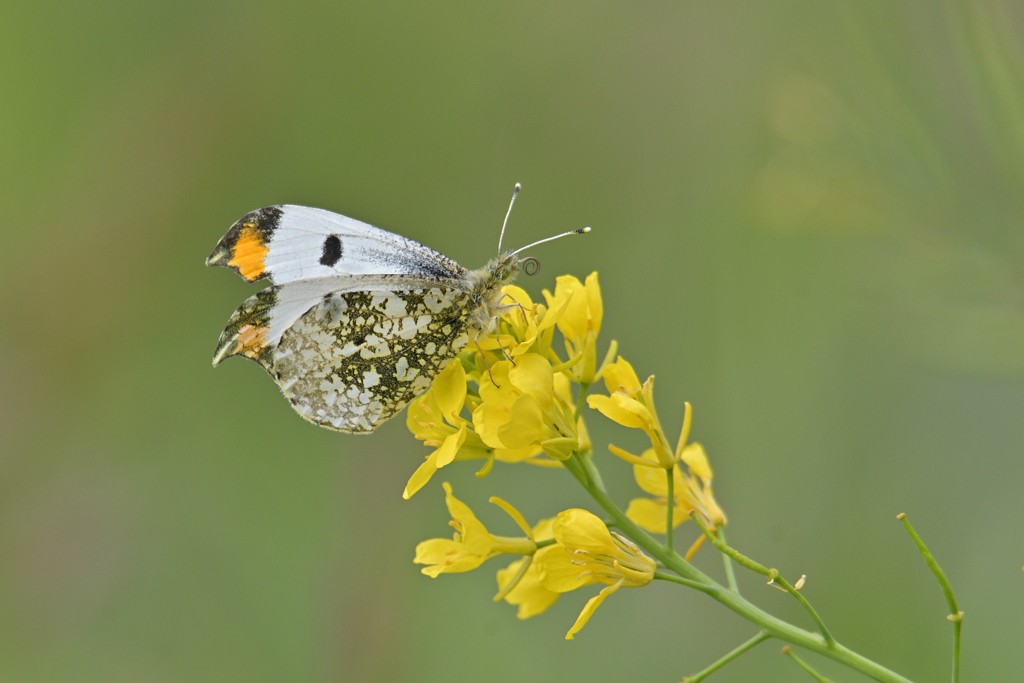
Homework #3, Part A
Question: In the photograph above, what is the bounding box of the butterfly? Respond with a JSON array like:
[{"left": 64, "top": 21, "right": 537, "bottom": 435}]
[{"left": 207, "top": 184, "right": 589, "bottom": 433}]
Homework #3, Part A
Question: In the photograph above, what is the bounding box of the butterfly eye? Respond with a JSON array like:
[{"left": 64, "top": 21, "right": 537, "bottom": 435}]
[{"left": 521, "top": 257, "right": 541, "bottom": 276}]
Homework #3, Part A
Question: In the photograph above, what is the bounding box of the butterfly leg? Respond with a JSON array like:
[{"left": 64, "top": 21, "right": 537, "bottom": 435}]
[
  {"left": 494, "top": 320, "right": 516, "bottom": 367},
  {"left": 497, "top": 292, "right": 529, "bottom": 324},
  {"left": 474, "top": 334, "right": 499, "bottom": 388}
]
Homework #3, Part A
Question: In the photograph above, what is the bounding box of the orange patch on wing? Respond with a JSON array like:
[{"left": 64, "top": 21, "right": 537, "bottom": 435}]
[
  {"left": 236, "top": 324, "right": 268, "bottom": 358},
  {"left": 228, "top": 223, "right": 269, "bottom": 281}
]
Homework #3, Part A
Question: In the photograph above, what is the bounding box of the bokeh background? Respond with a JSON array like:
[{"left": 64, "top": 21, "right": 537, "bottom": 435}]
[{"left": 2, "top": 2, "right": 1023, "bottom": 681}]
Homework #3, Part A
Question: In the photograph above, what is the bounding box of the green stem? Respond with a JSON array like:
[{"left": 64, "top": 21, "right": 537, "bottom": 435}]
[
  {"left": 582, "top": 453, "right": 606, "bottom": 494},
  {"left": 690, "top": 511, "right": 835, "bottom": 646},
  {"left": 666, "top": 466, "right": 675, "bottom": 552},
  {"left": 574, "top": 381, "right": 591, "bottom": 422},
  {"left": 654, "top": 570, "right": 714, "bottom": 592},
  {"left": 783, "top": 646, "right": 840, "bottom": 683},
  {"left": 897, "top": 513, "right": 962, "bottom": 683},
  {"left": 768, "top": 569, "right": 836, "bottom": 647},
  {"left": 717, "top": 527, "right": 740, "bottom": 594},
  {"left": 681, "top": 631, "right": 771, "bottom": 682},
  {"left": 565, "top": 455, "right": 914, "bottom": 683},
  {"left": 687, "top": 510, "right": 771, "bottom": 576}
]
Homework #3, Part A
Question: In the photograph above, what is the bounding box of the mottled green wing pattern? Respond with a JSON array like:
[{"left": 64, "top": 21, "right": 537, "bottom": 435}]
[{"left": 273, "top": 286, "right": 473, "bottom": 432}]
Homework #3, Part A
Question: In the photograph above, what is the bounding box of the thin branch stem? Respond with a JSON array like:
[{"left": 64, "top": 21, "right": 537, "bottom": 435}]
[
  {"left": 897, "top": 513, "right": 962, "bottom": 683},
  {"left": 783, "top": 646, "right": 840, "bottom": 683},
  {"left": 681, "top": 631, "right": 771, "bottom": 682},
  {"left": 768, "top": 570, "right": 835, "bottom": 647},
  {"left": 666, "top": 466, "right": 675, "bottom": 552},
  {"left": 687, "top": 509, "right": 771, "bottom": 576},
  {"left": 564, "top": 455, "right": 912, "bottom": 683},
  {"left": 573, "top": 381, "right": 591, "bottom": 423},
  {"left": 654, "top": 570, "right": 714, "bottom": 592},
  {"left": 689, "top": 511, "right": 834, "bottom": 645},
  {"left": 717, "top": 526, "right": 740, "bottom": 594}
]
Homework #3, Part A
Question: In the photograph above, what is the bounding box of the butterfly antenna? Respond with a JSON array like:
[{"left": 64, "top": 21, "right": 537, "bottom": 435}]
[
  {"left": 497, "top": 183, "right": 521, "bottom": 254},
  {"left": 511, "top": 227, "right": 591, "bottom": 256}
]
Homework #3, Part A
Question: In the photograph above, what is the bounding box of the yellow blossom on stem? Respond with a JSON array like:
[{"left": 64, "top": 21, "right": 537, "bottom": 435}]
[
  {"left": 414, "top": 483, "right": 537, "bottom": 577},
  {"left": 472, "top": 355, "right": 580, "bottom": 461},
  {"left": 625, "top": 444, "right": 727, "bottom": 544},
  {"left": 543, "top": 273, "right": 603, "bottom": 383},
  {"left": 495, "top": 517, "right": 561, "bottom": 619},
  {"left": 588, "top": 356, "right": 678, "bottom": 466},
  {"left": 534, "top": 508, "right": 655, "bottom": 639},
  {"left": 404, "top": 360, "right": 543, "bottom": 498}
]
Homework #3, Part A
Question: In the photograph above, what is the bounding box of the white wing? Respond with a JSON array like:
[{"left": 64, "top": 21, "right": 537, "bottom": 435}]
[{"left": 206, "top": 205, "right": 468, "bottom": 284}]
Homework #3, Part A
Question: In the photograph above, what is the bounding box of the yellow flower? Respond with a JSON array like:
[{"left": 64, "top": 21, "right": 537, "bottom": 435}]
[
  {"left": 414, "top": 483, "right": 537, "bottom": 577},
  {"left": 625, "top": 444, "right": 727, "bottom": 538},
  {"left": 543, "top": 273, "right": 603, "bottom": 383},
  {"left": 588, "top": 356, "right": 678, "bottom": 467},
  {"left": 534, "top": 508, "right": 655, "bottom": 639},
  {"left": 495, "top": 517, "right": 561, "bottom": 619},
  {"left": 404, "top": 361, "right": 542, "bottom": 498},
  {"left": 472, "top": 355, "right": 580, "bottom": 461}
]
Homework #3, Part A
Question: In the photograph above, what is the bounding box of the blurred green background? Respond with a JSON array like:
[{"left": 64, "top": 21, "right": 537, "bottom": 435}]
[{"left": 2, "top": 1, "right": 1023, "bottom": 681}]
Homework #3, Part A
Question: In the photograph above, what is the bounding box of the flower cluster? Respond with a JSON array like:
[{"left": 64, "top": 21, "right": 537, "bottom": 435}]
[
  {"left": 589, "top": 355, "right": 726, "bottom": 556},
  {"left": 416, "top": 484, "right": 654, "bottom": 639},
  {"left": 406, "top": 272, "right": 726, "bottom": 638},
  {"left": 403, "top": 279, "right": 605, "bottom": 498}
]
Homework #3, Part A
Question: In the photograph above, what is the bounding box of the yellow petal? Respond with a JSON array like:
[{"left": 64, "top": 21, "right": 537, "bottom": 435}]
[
  {"left": 476, "top": 360, "right": 514, "bottom": 407},
  {"left": 537, "top": 289, "right": 572, "bottom": 332},
  {"left": 500, "top": 284, "right": 534, "bottom": 310},
  {"left": 565, "top": 579, "right": 623, "bottom": 640},
  {"left": 472, "top": 400, "right": 511, "bottom": 449},
  {"left": 497, "top": 559, "right": 560, "bottom": 619},
  {"left": 413, "top": 538, "right": 460, "bottom": 566},
  {"left": 632, "top": 449, "right": 685, "bottom": 496},
  {"left": 496, "top": 395, "right": 546, "bottom": 448},
  {"left": 421, "top": 551, "right": 489, "bottom": 577},
  {"left": 531, "top": 517, "right": 557, "bottom": 542},
  {"left": 432, "top": 360, "right": 467, "bottom": 424},
  {"left": 507, "top": 354, "right": 554, "bottom": 412},
  {"left": 601, "top": 357, "right": 642, "bottom": 396},
  {"left": 681, "top": 442, "right": 713, "bottom": 483},
  {"left": 533, "top": 544, "right": 597, "bottom": 593},
  {"left": 551, "top": 275, "right": 588, "bottom": 342},
  {"left": 625, "top": 498, "right": 688, "bottom": 533},
  {"left": 584, "top": 272, "right": 602, "bottom": 335},
  {"left": 492, "top": 444, "right": 544, "bottom": 463},
  {"left": 403, "top": 449, "right": 439, "bottom": 499},
  {"left": 489, "top": 496, "right": 533, "bottom": 538},
  {"left": 552, "top": 509, "right": 615, "bottom": 554},
  {"left": 406, "top": 392, "right": 444, "bottom": 440},
  {"left": 702, "top": 485, "right": 727, "bottom": 527},
  {"left": 553, "top": 371, "right": 573, "bottom": 406},
  {"left": 608, "top": 444, "right": 654, "bottom": 467},
  {"left": 587, "top": 394, "right": 653, "bottom": 430},
  {"left": 435, "top": 424, "right": 467, "bottom": 468},
  {"left": 443, "top": 482, "right": 492, "bottom": 556}
]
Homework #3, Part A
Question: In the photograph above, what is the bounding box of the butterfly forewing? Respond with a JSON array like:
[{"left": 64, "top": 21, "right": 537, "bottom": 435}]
[
  {"left": 206, "top": 205, "right": 467, "bottom": 284},
  {"left": 274, "top": 285, "right": 473, "bottom": 432}
]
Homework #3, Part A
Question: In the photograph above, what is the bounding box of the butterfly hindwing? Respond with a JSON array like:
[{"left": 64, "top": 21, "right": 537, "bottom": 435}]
[
  {"left": 274, "top": 285, "right": 474, "bottom": 432},
  {"left": 206, "top": 205, "right": 468, "bottom": 285}
]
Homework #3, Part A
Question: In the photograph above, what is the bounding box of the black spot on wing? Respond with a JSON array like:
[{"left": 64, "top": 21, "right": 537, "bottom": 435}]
[{"left": 320, "top": 235, "right": 343, "bottom": 266}]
